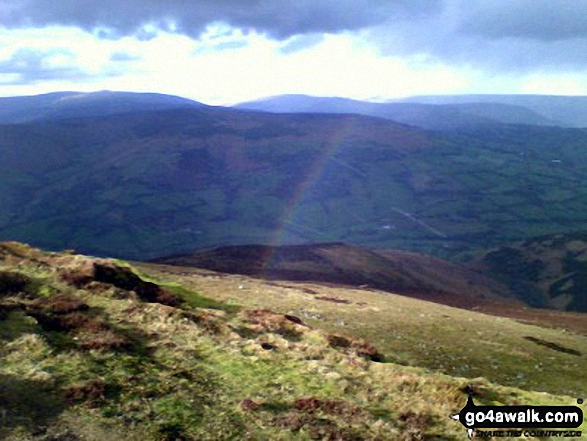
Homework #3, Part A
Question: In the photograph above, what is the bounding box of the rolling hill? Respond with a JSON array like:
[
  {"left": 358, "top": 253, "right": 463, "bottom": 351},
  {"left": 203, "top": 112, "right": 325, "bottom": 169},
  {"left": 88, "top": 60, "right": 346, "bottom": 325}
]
[
  {"left": 471, "top": 231, "right": 587, "bottom": 312},
  {"left": 0, "top": 90, "right": 203, "bottom": 124},
  {"left": 153, "top": 242, "right": 515, "bottom": 309},
  {"left": 2, "top": 92, "right": 587, "bottom": 262}
]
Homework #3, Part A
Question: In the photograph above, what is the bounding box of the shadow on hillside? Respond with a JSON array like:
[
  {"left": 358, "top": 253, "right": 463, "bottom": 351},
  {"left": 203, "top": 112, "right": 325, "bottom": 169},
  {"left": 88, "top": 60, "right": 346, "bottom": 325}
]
[{"left": 0, "top": 373, "right": 66, "bottom": 433}]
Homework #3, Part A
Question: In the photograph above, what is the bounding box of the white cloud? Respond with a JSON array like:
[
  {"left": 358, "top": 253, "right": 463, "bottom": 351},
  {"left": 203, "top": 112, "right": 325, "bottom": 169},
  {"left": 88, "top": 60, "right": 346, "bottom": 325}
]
[
  {"left": 0, "top": 22, "right": 586, "bottom": 103},
  {"left": 519, "top": 73, "right": 587, "bottom": 96},
  {"left": 113, "top": 30, "right": 476, "bottom": 104}
]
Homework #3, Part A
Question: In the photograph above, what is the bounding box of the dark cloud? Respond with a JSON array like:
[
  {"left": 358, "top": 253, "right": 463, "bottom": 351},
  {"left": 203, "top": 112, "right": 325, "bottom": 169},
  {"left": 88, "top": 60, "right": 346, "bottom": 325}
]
[
  {"left": 0, "top": 48, "right": 117, "bottom": 85},
  {"left": 1, "top": 0, "right": 440, "bottom": 39},
  {"left": 3, "top": 0, "right": 587, "bottom": 73},
  {"left": 367, "top": 0, "right": 587, "bottom": 72},
  {"left": 456, "top": 0, "right": 587, "bottom": 41}
]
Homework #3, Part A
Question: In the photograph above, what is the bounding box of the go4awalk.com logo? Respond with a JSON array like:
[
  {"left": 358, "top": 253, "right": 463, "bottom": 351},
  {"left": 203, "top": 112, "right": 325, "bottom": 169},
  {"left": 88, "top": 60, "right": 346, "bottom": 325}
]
[{"left": 451, "top": 390, "right": 584, "bottom": 439}]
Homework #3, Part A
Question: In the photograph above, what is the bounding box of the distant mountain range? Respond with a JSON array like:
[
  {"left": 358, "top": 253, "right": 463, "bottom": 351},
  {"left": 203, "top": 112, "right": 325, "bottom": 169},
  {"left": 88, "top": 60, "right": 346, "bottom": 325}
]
[
  {"left": 2, "top": 91, "right": 587, "bottom": 265},
  {"left": 396, "top": 94, "right": 587, "bottom": 128},
  {"left": 234, "top": 93, "right": 587, "bottom": 129},
  {"left": 4, "top": 90, "right": 583, "bottom": 128}
]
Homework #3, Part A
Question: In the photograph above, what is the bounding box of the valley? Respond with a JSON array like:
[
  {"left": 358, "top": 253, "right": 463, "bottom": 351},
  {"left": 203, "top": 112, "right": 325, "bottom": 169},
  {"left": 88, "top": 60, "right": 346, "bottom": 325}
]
[{"left": 1, "top": 93, "right": 587, "bottom": 264}]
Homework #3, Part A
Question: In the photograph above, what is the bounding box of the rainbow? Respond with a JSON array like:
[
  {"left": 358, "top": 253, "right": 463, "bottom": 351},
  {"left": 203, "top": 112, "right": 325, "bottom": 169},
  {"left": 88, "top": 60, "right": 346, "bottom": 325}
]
[{"left": 262, "top": 117, "right": 363, "bottom": 274}]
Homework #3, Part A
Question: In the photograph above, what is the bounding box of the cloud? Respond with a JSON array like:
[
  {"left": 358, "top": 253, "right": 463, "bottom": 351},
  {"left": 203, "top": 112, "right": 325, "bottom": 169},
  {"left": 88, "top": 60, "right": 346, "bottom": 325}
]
[
  {"left": 210, "top": 41, "right": 249, "bottom": 51},
  {"left": 365, "top": 0, "right": 587, "bottom": 72},
  {"left": 279, "top": 34, "right": 325, "bottom": 55},
  {"left": 455, "top": 0, "right": 587, "bottom": 41},
  {"left": 3, "top": 0, "right": 587, "bottom": 75},
  {"left": 3, "top": 0, "right": 587, "bottom": 97},
  {"left": 1, "top": 0, "right": 441, "bottom": 39},
  {"left": 109, "top": 51, "right": 141, "bottom": 62},
  {"left": 0, "top": 48, "right": 119, "bottom": 85},
  {"left": 0, "top": 48, "right": 89, "bottom": 84}
]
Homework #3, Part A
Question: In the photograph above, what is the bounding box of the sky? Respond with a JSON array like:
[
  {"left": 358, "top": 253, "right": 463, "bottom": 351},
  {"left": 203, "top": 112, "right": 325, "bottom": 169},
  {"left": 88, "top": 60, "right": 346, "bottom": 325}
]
[{"left": 1, "top": 0, "right": 587, "bottom": 105}]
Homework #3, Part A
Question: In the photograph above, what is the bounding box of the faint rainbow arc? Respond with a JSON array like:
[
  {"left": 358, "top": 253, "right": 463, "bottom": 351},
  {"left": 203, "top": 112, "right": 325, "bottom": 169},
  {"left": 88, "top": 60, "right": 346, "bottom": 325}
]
[{"left": 262, "top": 117, "right": 360, "bottom": 274}]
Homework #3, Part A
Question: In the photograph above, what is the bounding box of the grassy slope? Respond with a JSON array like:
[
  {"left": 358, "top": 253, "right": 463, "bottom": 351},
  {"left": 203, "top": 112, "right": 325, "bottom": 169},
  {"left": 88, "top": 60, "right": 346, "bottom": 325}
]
[
  {"left": 2, "top": 243, "right": 585, "bottom": 440},
  {"left": 139, "top": 262, "right": 587, "bottom": 399}
]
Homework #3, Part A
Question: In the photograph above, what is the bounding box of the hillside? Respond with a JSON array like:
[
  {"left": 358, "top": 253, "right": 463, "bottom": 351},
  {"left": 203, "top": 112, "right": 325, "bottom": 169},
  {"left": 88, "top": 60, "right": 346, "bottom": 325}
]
[
  {"left": 154, "top": 242, "right": 515, "bottom": 309},
  {"left": 471, "top": 231, "right": 587, "bottom": 312},
  {"left": 2, "top": 242, "right": 586, "bottom": 440},
  {"left": 235, "top": 94, "right": 558, "bottom": 130},
  {"left": 141, "top": 257, "right": 587, "bottom": 398},
  {"left": 2, "top": 93, "right": 587, "bottom": 261}
]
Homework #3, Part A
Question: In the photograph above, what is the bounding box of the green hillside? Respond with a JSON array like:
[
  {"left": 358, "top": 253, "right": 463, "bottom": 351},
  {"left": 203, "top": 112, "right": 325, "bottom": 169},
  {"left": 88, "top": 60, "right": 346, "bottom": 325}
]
[
  {"left": 1, "top": 103, "right": 587, "bottom": 261},
  {"left": 141, "top": 260, "right": 587, "bottom": 400},
  {"left": 2, "top": 243, "right": 585, "bottom": 440}
]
